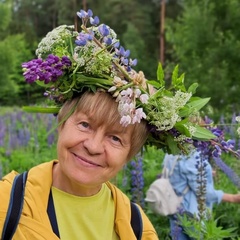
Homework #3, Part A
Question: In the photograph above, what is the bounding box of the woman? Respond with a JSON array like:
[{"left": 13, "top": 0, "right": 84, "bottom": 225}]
[
  {"left": 0, "top": 8, "right": 215, "bottom": 240},
  {"left": 163, "top": 151, "right": 240, "bottom": 240},
  {"left": 0, "top": 91, "right": 158, "bottom": 239}
]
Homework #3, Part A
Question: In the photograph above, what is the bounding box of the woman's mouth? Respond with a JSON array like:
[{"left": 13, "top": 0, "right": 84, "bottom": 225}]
[{"left": 73, "top": 153, "right": 102, "bottom": 167}]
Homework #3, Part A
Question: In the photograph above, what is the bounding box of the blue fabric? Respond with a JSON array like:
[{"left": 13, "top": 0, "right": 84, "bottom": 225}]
[{"left": 163, "top": 151, "right": 224, "bottom": 239}]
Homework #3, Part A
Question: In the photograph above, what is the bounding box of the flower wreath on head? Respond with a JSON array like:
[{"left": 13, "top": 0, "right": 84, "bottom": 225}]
[{"left": 22, "top": 8, "right": 220, "bottom": 154}]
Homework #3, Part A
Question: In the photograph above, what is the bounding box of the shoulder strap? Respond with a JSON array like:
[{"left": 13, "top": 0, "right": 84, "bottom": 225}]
[
  {"left": 130, "top": 202, "right": 143, "bottom": 240},
  {"left": 1, "top": 171, "right": 28, "bottom": 240},
  {"left": 162, "top": 155, "right": 179, "bottom": 178},
  {"left": 47, "top": 190, "right": 60, "bottom": 237},
  {"left": 163, "top": 155, "right": 189, "bottom": 195}
]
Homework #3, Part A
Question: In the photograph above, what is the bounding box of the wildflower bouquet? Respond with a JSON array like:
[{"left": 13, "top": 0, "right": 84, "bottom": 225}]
[{"left": 22, "top": 9, "right": 216, "bottom": 154}]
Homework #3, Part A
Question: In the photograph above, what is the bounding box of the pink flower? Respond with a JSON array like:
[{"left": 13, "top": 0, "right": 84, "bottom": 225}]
[
  {"left": 121, "top": 88, "right": 133, "bottom": 97},
  {"left": 132, "top": 108, "right": 146, "bottom": 124},
  {"left": 120, "top": 115, "right": 132, "bottom": 126},
  {"left": 140, "top": 94, "right": 149, "bottom": 104}
]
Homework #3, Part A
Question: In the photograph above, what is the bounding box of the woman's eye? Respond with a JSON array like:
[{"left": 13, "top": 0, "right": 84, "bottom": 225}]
[
  {"left": 79, "top": 121, "right": 89, "bottom": 129},
  {"left": 111, "top": 135, "right": 121, "bottom": 143}
]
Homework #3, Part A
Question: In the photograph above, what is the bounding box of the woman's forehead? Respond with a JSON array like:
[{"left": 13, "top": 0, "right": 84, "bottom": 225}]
[{"left": 74, "top": 110, "right": 129, "bottom": 132}]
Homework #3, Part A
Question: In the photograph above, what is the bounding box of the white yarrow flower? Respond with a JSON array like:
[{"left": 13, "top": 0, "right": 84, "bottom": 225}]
[
  {"left": 237, "top": 127, "right": 240, "bottom": 136},
  {"left": 235, "top": 116, "right": 240, "bottom": 122}
]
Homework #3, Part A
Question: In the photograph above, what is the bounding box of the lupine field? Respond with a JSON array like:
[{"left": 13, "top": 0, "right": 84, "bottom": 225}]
[{"left": 1, "top": 107, "right": 240, "bottom": 238}]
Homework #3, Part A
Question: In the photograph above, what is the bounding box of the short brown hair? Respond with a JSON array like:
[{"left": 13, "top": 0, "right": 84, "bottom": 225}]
[{"left": 58, "top": 91, "right": 148, "bottom": 160}]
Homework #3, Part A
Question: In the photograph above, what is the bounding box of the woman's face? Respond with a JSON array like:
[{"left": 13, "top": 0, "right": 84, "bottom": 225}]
[{"left": 55, "top": 111, "right": 132, "bottom": 196}]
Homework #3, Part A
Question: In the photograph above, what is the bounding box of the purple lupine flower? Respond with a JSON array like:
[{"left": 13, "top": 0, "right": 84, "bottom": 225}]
[
  {"left": 129, "top": 58, "right": 137, "bottom": 66},
  {"left": 212, "top": 145, "right": 222, "bottom": 158},
  {"left": 90, "top": 16, "right": 100, "bottom": 25},
  {"left": 22, "top": 58, "right": 43, "bottom": 83},
  {"left": 171, "top": 218, "right": 184, "bottom": 240},
  {"left": 18, "top": 128, "right": 31, "bottom": 146},
  {"left": 120, "top": 57, "right": 129, "bottom": 66},
  {"left": 103, "top": 37, "right": 112, "bottom": 45},
  {"left": 22, "top": 55, "right": 71, "bottom": 84},
  {"left": 77, "top": 9, "right": 99, "bottom": 28},
  {"left": 116, "top": 46, "right": 130, "bottom": 58},
  {"left": 46, "top": 54, "right": 59, "bottom": 64},
  {"left": 46, "top": 115, "right": 57, "bottom": 145},
  {"left": 113, "top": 45, "right": 137, "bottom": 72},
  {"left": 129, "top": 154, "right": 145, "bottom": 207},
  {"left": 98, "top": 24, "right": 110, "bottom": 37},
  {"left": 77, "top": 9, "right": 88, "bottom": 19},
  {"left": 194, "top": 153, "right": 208, "bottom": 219},
  {"left": 213, "top": 157, "right": 240, "bottom": 188},
  {"left": 75, "top": 32, "right": 93, "bottom": 46},
  {"left": 113, "top": 41, "right": 120, "bottom": 48},
  {"left": 87, "top": 9, "right": 93, "bottom": 17},
  {"left": 0, "top": 119, "right": 6, "bottom": 146},
  {"left": 61, "top": 56, "right": 72, "bottom": 66}
]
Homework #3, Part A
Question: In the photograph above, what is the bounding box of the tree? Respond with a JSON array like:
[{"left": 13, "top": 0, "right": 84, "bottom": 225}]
[
  {"left": 0, "top": 0, "right": 37, "bottom": 106},
  {"left": 0, "top": 0, "right": 11, "bottom": 33},
  {"left": 87, "top": 0, "right": 159, "bottom": 78},
  {"left": 165, "top": 0, "right": 240, "bottom": 112}
]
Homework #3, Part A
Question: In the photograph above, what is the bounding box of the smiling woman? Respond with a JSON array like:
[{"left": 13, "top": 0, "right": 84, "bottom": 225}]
[
  {"left": 0, "top": 7, "right": 218, "bottom": 240},
  {"left": 58, "top": 91, "right": 149, "bottom": 159},
  {"left": 0, "top": 90, "right": 157, "bottom": 240}
]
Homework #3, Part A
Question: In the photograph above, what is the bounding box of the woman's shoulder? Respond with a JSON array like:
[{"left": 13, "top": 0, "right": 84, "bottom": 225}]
[
  {"left": 0, "top": 171, "right": 19, "bottom": 212},
  {"left": 0, "top": 170, "right": 19, "bottom": 191}
]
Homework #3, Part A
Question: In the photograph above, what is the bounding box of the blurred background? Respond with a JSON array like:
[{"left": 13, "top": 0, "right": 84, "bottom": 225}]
[
  {"left": 1, "top": 0, "right": 240, "bottom": 238},
  {"left": 1, "top": 0, "right": 240, "bottom": 117}
]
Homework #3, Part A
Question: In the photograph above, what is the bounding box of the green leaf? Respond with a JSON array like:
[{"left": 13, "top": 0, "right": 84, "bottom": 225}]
[
  {"left": 22, "top": 106, "right": 60, "bottom": 114},
  {"left": 174, "top": 120, "right": 192, "bottom": 137},
  {"left": 188, "top": 82, "right": 198, "bottom": 94},
  {"left": 156, "top": 63, "right": 164, "bottom": 87},
  {"left": 174, "top": 120, "right": 216, "bottom": 140},
  {"left": 179, "top": 97, "right": 211, "bottom": 117},
  {"left": 171, "top": 64, "right": 179, "bottom": 85},
  {"left": 170, "top": 65, "right": 186, "bottom": 91},
  {"left": 36, "top": 80, "right": 53, "bottom": 87},
  {"left": 146, "top": 80, "right": 162, "bottom": 89},
  {"left": 166, "top": 135, "right": 181, "bottom": 154},
  {"left": 175, "top": 73, "right": 186, "bottom": 92},
  {"left": 192, "top": 125, "right": 216, "bottom": 140},
  {"left": 178, "top": 106, "right": 192, "bottom": 117}
]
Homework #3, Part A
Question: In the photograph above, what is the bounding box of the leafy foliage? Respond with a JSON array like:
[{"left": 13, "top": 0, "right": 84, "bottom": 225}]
[
  {"left": 0, "top": 34, "right": 34, "bottom": 105},
  {"left": 178, "top": 213, "right": 238, "bottom": 240},
  {"left": 165, "top": 0, "right": 240, "bottom": 112},
  {"left": 0, "top": 0, "right": 11, "bottom": 33}
]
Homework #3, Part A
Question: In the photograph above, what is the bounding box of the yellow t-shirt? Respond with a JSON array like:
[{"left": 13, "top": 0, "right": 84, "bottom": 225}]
[{"left": 52, "top": 184, "right": 119, "bottom": 240}]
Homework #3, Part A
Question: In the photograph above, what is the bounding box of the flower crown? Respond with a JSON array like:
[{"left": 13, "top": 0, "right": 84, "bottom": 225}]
[{"left": 22, "top": 9, "right": 216, "bottom": 154}]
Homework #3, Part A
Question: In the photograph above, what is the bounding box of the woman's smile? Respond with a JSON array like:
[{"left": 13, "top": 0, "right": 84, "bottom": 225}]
[{"left": 72, "top": 152, "right": 103, "bottom": 168}]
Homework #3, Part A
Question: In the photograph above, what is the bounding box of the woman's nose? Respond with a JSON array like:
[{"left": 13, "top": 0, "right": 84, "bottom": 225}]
[{"left": 83, "top": 132, "right": 105, "bottom": 155}]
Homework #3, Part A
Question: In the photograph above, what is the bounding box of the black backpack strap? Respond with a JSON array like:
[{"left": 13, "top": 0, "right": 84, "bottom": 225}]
[
  {"left": 47, "top": 190, "right": 60, "bottom": 237},
  {"left": 130, "top": 202, "right": 143, "bottom": 240},
  {"left": 1, "top": 171, "right": 28, "bottom": 240}
]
